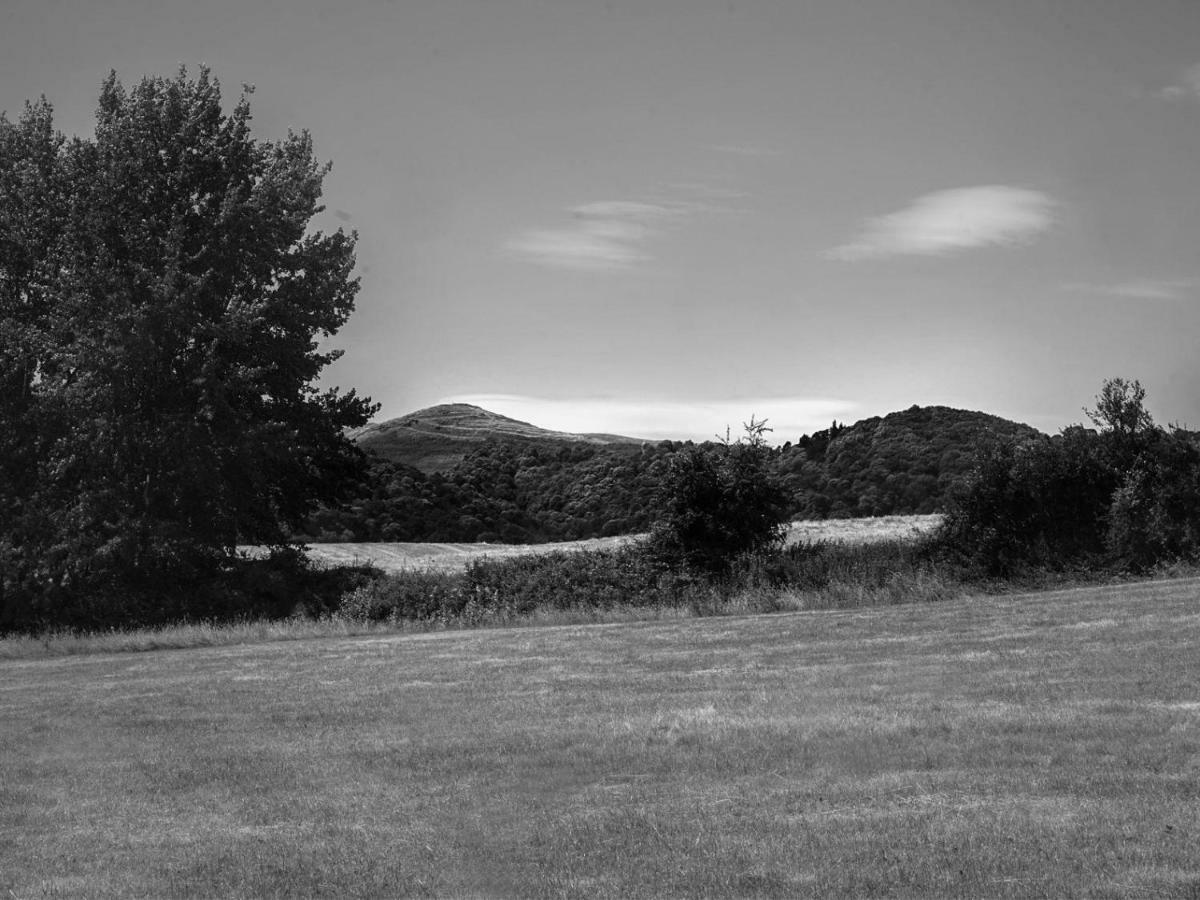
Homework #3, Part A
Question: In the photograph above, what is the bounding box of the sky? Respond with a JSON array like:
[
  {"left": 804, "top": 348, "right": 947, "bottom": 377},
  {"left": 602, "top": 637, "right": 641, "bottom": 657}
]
[{"left": 3, "top": 0, "right": 1199, "bottom": 442}]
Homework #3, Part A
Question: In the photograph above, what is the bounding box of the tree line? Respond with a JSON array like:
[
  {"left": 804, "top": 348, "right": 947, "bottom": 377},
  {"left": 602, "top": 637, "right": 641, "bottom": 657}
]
[{"left": 299, "top": 405, "right": 1038, "bottom": 544}]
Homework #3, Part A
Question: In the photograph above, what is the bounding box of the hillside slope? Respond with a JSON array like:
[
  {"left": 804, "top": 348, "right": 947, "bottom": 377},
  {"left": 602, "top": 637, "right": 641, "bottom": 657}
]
[
  {"left": 307, "top": 404, "right": 1043, "bottom": 543},
  {"left": 780, "top": 404, "right": 1043, "bottom": 517},
  {"left": 350, "top": 403, "right": 639, "bottom": 473}
]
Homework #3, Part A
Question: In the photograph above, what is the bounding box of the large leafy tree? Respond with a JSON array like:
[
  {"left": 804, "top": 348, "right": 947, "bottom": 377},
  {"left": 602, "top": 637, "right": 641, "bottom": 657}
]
[{"left": 0, "top": 68, "right": 376, "bottom": 626}]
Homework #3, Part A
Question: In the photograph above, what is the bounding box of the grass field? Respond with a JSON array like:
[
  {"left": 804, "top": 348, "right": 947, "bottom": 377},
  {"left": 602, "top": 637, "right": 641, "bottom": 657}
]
[
  {"left": 296, "top": 514, "right": 943, "bottom": 574},
  {"left": 3, "top": 575, "right": 1200, "bottom": 897}
]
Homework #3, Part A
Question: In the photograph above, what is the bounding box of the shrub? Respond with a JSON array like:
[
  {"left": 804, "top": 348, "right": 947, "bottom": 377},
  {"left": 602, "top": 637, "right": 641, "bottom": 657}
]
[
  {"left": 940, "top": 378, "right": 1200, "bottom": 576},
  {"left": 647, "top": 419, "right": 789, "bottom": 574},
  {"left": 336, "top": 570, "right": 467, "bottom": 624},
  {"left": 1106, "top": 429, "right": 1200, "bottom": 570}
]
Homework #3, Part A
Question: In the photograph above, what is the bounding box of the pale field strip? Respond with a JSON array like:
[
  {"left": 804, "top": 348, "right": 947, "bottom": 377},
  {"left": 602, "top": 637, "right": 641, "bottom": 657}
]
[{"left": 280, "top": 514, "right": 943, "bottom": 574}]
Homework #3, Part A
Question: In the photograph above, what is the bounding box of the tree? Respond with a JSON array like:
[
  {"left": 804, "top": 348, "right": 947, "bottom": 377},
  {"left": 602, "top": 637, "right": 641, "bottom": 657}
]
[
  {"left": 1085, "top": 377, "right": 1154, "bottom": 437},
  {"left": 647, "top": 418, "right": 789, "bottom": 574},
  {"left": 0, "top": 68, "right": 376, "bottom": 628},
  {"left": 941, "top": 378, "right": 1200, "bottom": 575}
]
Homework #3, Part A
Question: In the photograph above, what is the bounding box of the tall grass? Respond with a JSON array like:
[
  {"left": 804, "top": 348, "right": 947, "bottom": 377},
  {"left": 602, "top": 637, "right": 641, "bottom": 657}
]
[
  {"left": 0, "top": 616, "right": 405, "bottom": 661},
  {"left": 335, "top": 538, "right": 969, "bottom": 626},
  {"left": 10, "top": 532, "right": 1190, "bottom": 661}
]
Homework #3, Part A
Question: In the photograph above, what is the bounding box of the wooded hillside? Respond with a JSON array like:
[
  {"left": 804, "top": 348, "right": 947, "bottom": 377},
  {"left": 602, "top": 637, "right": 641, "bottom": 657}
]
[{"left": 301, "top": 404, "right": 1041, "bottom": 543}]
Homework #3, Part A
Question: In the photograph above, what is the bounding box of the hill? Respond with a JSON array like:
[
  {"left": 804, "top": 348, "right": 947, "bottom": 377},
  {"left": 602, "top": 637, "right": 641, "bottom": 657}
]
[
  {"left": 779, "top": 404, "right": 1043, "bottom": 518},
  {"left": 350, "top": 403, "right": 640, "bottom": 473},
  {"left": 305, "top": 403, "right": 1042, "bottom": 543}
]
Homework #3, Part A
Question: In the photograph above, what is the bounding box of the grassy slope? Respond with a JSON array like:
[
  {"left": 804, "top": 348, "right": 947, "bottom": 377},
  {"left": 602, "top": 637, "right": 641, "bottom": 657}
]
[
  {"left": 4, "top": 578, "right": 1200, "bottom": 898},
  {"left": 350, "top": 403, "right": 639, "bottom": 472}
]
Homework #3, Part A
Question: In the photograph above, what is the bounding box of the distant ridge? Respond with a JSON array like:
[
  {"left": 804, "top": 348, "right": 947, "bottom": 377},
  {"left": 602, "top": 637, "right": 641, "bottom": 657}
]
[
  {"left": 350, "top": 403, "right": 641, "bottom": 473},
  {"left": 310, "top": 402, "right": 1045, "bottom": 542}
]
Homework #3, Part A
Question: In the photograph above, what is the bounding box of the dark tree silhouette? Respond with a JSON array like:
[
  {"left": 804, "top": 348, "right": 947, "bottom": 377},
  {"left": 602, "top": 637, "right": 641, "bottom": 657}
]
[{"left": 0, "top": 68, "right": 376, "bottom": 627}]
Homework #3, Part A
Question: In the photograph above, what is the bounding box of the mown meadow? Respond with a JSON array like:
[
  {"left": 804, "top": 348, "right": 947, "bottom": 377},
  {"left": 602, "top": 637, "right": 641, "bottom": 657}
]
[{"left": 4, "top": 576, "right": 1200, "bottom": 897}]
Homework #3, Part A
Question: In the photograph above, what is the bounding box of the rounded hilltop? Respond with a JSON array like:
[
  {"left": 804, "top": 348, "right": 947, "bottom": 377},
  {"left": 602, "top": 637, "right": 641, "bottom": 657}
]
[{"left": 349, "top": 403, "right": 639, "bottom": 473}]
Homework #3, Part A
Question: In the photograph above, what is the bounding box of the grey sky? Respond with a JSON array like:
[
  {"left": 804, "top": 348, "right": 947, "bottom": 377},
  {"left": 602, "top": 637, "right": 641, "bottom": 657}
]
[{"left": 3, "top": 0, "right": 1199, "bottom": 440}]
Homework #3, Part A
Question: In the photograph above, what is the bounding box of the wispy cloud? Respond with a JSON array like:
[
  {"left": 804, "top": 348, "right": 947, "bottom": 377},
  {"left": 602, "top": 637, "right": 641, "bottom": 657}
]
[
  {"left": 506, "top": 200, "right": 682, "bottom": 271},
  {"left": 828, "top": 185, "right": 1055, "bottom": 261},
  {"left": 1159, "top": 63, "right": 1200, "bottom": 100},
  {"left": 442, "top": 394, "right": 859, "bottom": 442},
  {"left": 711, "top": 143, "right": 782, "bottom": 158},
  {"left": 1063, "top": 278, "right": 1199, "bottom": 301},
  {"left": 666, "top": 181, "right": 748, "bottom": 202}
]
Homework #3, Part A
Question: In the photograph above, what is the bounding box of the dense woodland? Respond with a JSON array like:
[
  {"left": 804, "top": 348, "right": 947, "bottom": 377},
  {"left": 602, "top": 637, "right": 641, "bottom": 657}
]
[{"left": 300, "top": 405, "right": 1040, "bottom": 543}]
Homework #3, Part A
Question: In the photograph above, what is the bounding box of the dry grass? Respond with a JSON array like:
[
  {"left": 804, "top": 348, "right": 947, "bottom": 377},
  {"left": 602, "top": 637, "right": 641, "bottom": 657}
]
[
  {"left": 784, "top": 513, "right": 942, "bottom": 546},
  {"left": 0, "top": 617, "right": 400, "bottom": 661},
  {"left": 3, "top": 576, "right": 1200, "bottom": 897},
  {"left": 296, "top": 533, "right": 642, "bottom": 574},
  {"left": 286, "top": 514, "right": 943, "bottom": 574}
]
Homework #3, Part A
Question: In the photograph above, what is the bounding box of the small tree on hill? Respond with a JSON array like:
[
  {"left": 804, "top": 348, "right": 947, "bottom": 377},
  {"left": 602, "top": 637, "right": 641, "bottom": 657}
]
[
  {"left": 1085, "top": 377, "right": 1153, "bottom": 437},
  {"left": 647, "top": 418, "right": 789, "bottom": 575}
]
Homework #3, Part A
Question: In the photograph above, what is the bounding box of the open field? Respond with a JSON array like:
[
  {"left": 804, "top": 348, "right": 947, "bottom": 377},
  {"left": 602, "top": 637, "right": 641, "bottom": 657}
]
[
  {"left": 297, "top": 514, "right": 943, "bottom": 573},
  {"left": 3, "top": 576, "right": 1200, "bottom": 897}
]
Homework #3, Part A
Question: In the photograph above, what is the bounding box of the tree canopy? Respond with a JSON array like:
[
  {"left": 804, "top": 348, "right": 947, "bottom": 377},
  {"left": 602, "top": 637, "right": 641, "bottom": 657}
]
[
  {"left": 942, "top": 378, "right": 1200, "bottom": 575},
  {"left": 0, "top": 68, "right": 375, "bottom": 628},
  {"left": 646, "top": 419, "right": 789, "bottom": 574}
]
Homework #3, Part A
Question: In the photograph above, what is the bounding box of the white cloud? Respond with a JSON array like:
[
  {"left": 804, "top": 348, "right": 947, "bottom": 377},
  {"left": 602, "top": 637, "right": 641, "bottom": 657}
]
[
  {"left": 507, "top": 200, "right": 679, "bottom": 271},
  {"left": 573, "top": 200, "right": 673, "bottom": 220},
  {"left": 1160, "top": 63, "right": 1200, "bottom": 100},
  {"left": 1063, "top": 278, "right": 1199, "bottom": 301},
  {"left": 506, "top": 228, "right": 648, "bottom": 270},
  {"left": 441, "top": 394, "right": 859, "bottom": 442},
  {"left": 828, "top": 185, "right": 1055, "bottom": 261}
]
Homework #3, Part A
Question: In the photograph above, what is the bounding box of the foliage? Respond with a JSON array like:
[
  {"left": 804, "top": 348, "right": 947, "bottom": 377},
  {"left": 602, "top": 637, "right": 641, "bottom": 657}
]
[
  {"left": 778, "top": 405, "right": 1042, "bottom": 518},
  {"left": 940, "top": 427, "right": 1115, "bottom": 575},
  {"left": 941, "top": 378, "right": 1200, "bottom": 575},
  {"left": 334, "top": 533, "right": 956, "bottom": 626},
  {"left": 1106, "top": 427, "right": 1200, "bottom": 569},
  {"left": 304, "top": 405, "right": 1045, "bottom": 546},
  {"left": 337, "top": 546, "right": 691, "bottom": 625},
  {"left": 0, "top": 68, "right": 374, "bottom": 630},
  {"left": 645, "top": 419, "right": 790, "bottom": 574},
  {"left": 1085, "top": 376, "right": 1154, "bottom": 438},
  {"left": 301, "top": 438, "right": 682, "bottom": 543}
]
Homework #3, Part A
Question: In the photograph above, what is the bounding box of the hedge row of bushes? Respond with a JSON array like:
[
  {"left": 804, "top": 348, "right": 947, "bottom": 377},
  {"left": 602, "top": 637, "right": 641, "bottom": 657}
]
[{"left": 334, "top": 538, "right": 957, "bottom": 626}]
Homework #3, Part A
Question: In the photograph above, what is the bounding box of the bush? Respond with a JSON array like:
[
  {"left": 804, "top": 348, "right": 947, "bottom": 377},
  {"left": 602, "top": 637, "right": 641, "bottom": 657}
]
[
  {"left": 940, "top": 378, "right": 1200, "bottom": 576},
  {"left": 1106, "top": 429, "right": 1200, "bottom": 570},
  {"left": 336, "top": 570, "right": 468, "bottom": 624},
  {"left": 647, "top": 419, "right": 789, "bottom": 574},
  {"left": 335, "top": 546, "right": 704, "bottom": 626},
  {"left": 333, "top": 533, "right": 965, "bottom": 628},
  {"left": 0, "top": 547, "right": 375, "bottom": 635},
  {"left": 941, "top": 427, "right": 1114, "bottom": 576}
]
